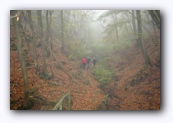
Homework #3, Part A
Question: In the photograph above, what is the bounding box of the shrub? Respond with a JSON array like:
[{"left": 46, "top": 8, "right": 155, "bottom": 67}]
[
  {"left": 67, "top": 41, "right": 88, "bottom": 61},
  {"left": 92, "top": 65, "right": 113, "bottom": 84}
]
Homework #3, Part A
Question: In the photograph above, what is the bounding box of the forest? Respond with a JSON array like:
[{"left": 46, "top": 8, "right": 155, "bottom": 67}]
[{"left": 10, "top": 10, "right": 160, "bottom": 110}]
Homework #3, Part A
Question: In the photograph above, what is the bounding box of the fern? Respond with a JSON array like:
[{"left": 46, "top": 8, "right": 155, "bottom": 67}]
[{"left": 92, "top": 65, "right": 113, "bottom": 84}]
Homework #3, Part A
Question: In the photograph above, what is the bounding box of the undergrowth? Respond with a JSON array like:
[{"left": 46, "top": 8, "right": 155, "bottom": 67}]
[{"left": 92, "top": 65, "right": 113, "bottom": 84}]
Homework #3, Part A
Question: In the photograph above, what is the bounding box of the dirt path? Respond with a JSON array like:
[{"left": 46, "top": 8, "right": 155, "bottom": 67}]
[{"left": 10, "top": 33, "right": 106, "bottom": 110}]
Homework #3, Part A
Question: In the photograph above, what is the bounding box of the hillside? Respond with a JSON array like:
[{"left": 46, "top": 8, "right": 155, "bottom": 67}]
[
  {"left": 10, "top": 10, "right": 160, "bottom": 110},
  {"left": 10, "top": 22, "right": 105, "bottom": 110},
  {"left": 98, "top": 37, "right": 160, "bottom": 110}
]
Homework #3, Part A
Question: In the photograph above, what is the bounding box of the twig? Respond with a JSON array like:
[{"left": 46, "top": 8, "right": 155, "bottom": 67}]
[{"left": 10, "top": 10, "right": 22, "bottom": 19}]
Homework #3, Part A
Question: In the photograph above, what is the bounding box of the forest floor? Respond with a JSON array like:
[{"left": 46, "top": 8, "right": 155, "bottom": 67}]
[
  {"left": 10, "top": 24, "right": 105, "bottom": 110},
  {"left": 10, "top": 23, "right": 160, "bottom": 110},
  {"left": 98, "top": 38, "right": 160, "bottom": 110}
]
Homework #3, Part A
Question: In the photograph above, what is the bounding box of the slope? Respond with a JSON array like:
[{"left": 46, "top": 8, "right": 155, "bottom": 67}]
[
  {"left": 98, "top": 37, "right": 160, "bottom": 110},
  {"left": 10, "top": 21, "right": 105, "bottom": 110}
]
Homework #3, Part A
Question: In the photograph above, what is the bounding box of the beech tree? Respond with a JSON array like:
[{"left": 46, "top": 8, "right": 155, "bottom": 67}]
[
  {"left": 11, "top": 10, "right": 29, "bottom": 108},
  {"left": 37, "top": 10, "right": 47, "bottom": 73},
  {"left": 61, "top": 10, "right": 65, "bottom": 52},
  {"left": 27, "top": 10, "right": 39, "bottom": 72},
  {"left": 136, "top": 10, "right": 151, "bottom": 66}
]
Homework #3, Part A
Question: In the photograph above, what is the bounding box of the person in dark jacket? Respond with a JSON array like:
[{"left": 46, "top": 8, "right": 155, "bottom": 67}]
[
  {"left": 86, "top": 57, "right": 91, "bottom": 69},
  {"left": 93, "top": 57, "right": 97, "bottom": 67}
]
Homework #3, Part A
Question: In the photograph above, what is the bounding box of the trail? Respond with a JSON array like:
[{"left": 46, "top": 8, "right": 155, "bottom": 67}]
[
  {"left": 10, "top": 19, "right": 160, "bottom": 110},
  {"left": 10, "top": 23, "right": 105, "bottom": 110}
]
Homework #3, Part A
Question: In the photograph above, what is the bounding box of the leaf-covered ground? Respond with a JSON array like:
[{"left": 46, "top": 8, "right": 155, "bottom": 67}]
[
  {"left": 98, "top": 37, "right": 160, "bottom": 110},
  {"left": 10, "top": 22, "right": 160, "bottom": 110},
  {"left": 10, "top": 24, "right": 105, "bottom": 110}
]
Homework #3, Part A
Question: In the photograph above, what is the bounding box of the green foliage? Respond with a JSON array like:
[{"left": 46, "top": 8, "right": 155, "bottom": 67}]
[
  {"left": 92, "top": 65, "right": 113, "bottom": 84},
  {"left": 67, "top": 41, "right": 88, "bottom": 61}
]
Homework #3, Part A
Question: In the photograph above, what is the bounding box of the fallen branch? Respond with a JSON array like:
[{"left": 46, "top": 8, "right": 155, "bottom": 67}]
[{"left": 52, "top": 92, "right": 70, "bottom": 110}]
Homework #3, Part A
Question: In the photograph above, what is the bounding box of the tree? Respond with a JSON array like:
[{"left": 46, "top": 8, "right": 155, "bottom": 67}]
[
  {"left": 49, "top": 11, "right": 53, "bottom": 50},
  {"left": 98, "top": 10, "right": 121, "bottom": 42},
  {"left": 27, "top": 10, "right": 39, "bottom": 72},
  {"left": 136, "top": 10, "right": 152, "bottom": 66},
  {"left": 61, "top": 10, "right": 65, "bottom": 52},
  {"left": 111, "top": 14, "right": 119, "bottom": 41},
  {"left": 37, "top": 10, "right": 47, "bottom": 73},
  {"left": 11, "top": 10, "right": 29, "bottom": 108},
  {"left": 131, "top": 10, "right": 139, "bottom": 46},
  {"left": 46, "top": 10, "right": 50, "bottom": 48},
  {"left": 148, "top": 10, "right": 160, "bottom": 29},
  {"left": 132, "top": 10, "right": 137, "bottom": 34}
]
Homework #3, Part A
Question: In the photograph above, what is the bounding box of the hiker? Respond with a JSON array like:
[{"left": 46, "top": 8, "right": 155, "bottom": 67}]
[
  {"left": 86, "top": 57, "right": 91, "bottom": 69},
  {"left": 81, "top": 57, "right": 86, "bottom": 69},
  {"left": 93, "top": 57, "right": 97, "bottom": 67}
]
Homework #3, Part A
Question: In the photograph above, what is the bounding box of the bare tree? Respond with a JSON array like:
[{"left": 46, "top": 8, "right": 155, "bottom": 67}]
[
  {"left": 11, "top": 10, "right": 29, "bottom": 108},
  {"left": 37, "top": 10, "right": 47, "bottom": 73},
  {"left": 61, "top": 10, "right": 65, "bottom": 52},
  {"left": 148, "top": 10, "right": 160, "bottom": 29},
  {"left": 136, "top": 10, "right": 152, "bottom": 66},
  {"left": 27, "top": 10, "right": 39, "bottom": 72}
]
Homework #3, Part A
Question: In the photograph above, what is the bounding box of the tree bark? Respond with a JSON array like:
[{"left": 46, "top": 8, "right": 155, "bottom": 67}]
[
  {"left": 61, "top": 10, "right": 65, "bottom": 52},
  {"left": 27, "top": 10, "right": 39, "bottom": 72},
  {"left": 49, "top": 11, "right": 53, "bottom": 50},
  {"left": 132, "top": 10, "right": 139, "bottom": 46},
  {"left": 132, "top": 10, "right": 137, "bottom": 34},
  {"left": 11, "top": 10, "right": 29, "bottom": 108},
  {"left": 37, "top": 10, "right": 47, "bottom": 72},
  {"left": 136, "top": 10, "right": 152, "bottom": 66},
  {"left": 46, "top": 10, "right": 50, "bottom": 48}
]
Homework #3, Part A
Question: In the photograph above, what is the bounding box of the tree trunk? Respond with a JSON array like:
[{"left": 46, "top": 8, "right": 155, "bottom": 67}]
[
  {"left": 46, "top": 10, "right": 50, "bottom": 48},
  {"left": 111, "top": 14, "right": 119, "bottom": 41},
  {"left": 136, "top": 10, "right": 152, "bottom": 66},
  {"left": 125, "top": 23, "right": 130, "bottom": 37},
  {"left": 11, "top": 10, "right": 29, "bottom": 108},
  {"left": 132, "top": 10, "right": 137, "bottom": 34},
  {"left": 27, "top": 10, "right": 39, "bottom": 72},
  {"left": 142, "top": 24, "right": 153, "bottom": 41},
  {"left": 152, "top": 22, "right": 158, "bottom": 46},
  {"left": 37, "top": 10, "right": 47, "bottom": 73},
  {"left": 132, "top": 10, "right": 139, "bottom": 46},
  {"left": 49, "top": 11, "right": 53, "bottom": 50},
  {"left": 122, "top": 13, "right": 130, "bottom": 37},
  {"left": 61, "top": 10, "right": 65, "bottom": 52},
  {"left": 148, "top": 10, "right": 160, "bottom": 29},
  {"left": 73, "top": 10, "right": 77, "bottom": 41},
  {"left": 125, "top": 12, "right": 133, "bottom": 32}
]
